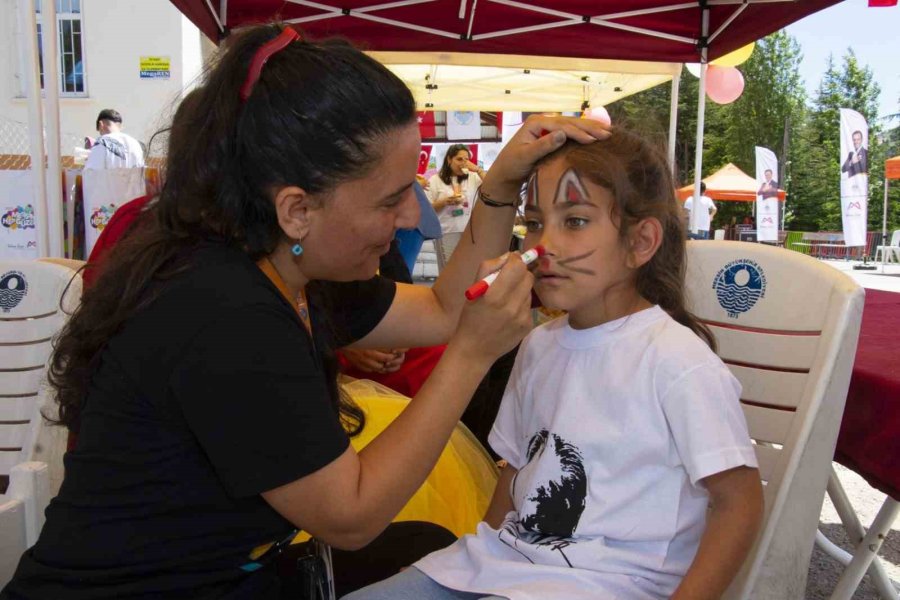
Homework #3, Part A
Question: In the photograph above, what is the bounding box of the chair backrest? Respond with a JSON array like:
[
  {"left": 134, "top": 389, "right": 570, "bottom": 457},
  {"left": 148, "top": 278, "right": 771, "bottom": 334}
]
[
  {"left": 684, "top": 241, "right": 864, "bottom": 600},
  {"left": 0, "top": 260, "right": 82, "bottom": 492},
  {"left": 890, "top": 229, "right": 900, "bottom": 247},
  {"left": 714, "top": 229, "right": 726, "bottom": 241}
]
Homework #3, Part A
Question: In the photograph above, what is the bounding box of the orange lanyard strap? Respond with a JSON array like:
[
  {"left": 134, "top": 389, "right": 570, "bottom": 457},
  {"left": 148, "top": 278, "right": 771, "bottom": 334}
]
[{"left": 257, "top": 258, "right": 312, "bottom": 334}]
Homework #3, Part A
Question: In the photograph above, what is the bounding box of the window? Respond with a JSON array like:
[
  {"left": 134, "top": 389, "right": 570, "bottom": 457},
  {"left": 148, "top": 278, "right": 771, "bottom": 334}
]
[{"left": 35, "top": 0, "right": 86, "bottom": 96}]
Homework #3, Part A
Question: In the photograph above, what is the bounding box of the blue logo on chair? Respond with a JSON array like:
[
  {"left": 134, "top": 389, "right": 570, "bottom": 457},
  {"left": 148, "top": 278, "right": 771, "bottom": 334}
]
[
  {"left": 712, "top": 259, "right": 766, "bottom": 318},
  {"left": 0, "top": 270, "right": 28, "bottom": 313}
]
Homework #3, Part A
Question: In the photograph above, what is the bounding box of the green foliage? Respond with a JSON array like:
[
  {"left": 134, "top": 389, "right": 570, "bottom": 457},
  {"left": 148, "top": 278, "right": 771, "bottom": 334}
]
[{"left": 607, "top": 32, "right": 895, "bottom": 234}]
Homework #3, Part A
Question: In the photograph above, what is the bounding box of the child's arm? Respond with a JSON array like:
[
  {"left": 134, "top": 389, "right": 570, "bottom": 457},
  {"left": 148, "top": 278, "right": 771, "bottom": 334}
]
[
  {"left": 672, "top": 465, "right": 764, "bottom": 600},
  {"left": 484, "top": 463, "right": 517, "bottom": 529}
]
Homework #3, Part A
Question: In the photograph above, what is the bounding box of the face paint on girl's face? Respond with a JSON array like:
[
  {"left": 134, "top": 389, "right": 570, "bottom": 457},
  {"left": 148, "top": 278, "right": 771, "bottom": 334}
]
[
  {"left": 554, "top": 167, "right": 591, "bottom": 206},
  {"left": 525, "top": 171, "right": 540, "bottom": 209}
]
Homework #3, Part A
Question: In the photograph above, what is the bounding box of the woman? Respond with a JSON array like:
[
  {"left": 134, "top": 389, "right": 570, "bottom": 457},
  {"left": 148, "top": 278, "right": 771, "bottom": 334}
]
[
  {"left": 427, "top": 144, "right": 485, "bottom": 262},
  {"left": 1, "top": 25, "right": 607, "bottom": 600}
]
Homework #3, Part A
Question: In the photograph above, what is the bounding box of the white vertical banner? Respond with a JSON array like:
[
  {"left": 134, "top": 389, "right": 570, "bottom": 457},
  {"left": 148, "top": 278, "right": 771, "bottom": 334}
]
[
  {"left": 82, "top": 169, "right": 146, "bottom": 256},
  {"left": 477, "top": 143, "right": 503, "bottom": 171},
  {"left": 500, "top": 111, "right": 523, "bottom": 147},
  {"left": 754, "top": 146, "right": 779, "bottom": 242},
  {"left": 839, "top": 108, "right": 868, "bottom": 247},
  {"left": 0, "top": 171, "right": 39, "bottom": 259},
  {"left": 446, "top": 111, "right": 481, "bottom": 141}
]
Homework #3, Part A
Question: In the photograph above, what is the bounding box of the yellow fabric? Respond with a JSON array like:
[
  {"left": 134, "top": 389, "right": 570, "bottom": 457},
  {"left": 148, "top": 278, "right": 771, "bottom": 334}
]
[{"left": 293, "top": 378, "right": 498, "bottom": 545}]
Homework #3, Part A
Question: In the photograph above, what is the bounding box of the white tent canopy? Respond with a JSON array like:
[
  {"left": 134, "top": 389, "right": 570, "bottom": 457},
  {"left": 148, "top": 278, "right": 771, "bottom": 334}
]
[{"left": 371, "top": 51, "right": 681, "bottom": 112}]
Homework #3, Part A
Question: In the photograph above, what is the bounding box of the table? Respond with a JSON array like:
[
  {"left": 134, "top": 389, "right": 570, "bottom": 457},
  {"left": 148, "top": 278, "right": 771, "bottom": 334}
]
[{"left": 822, "top": 289, "right": 900, "bottom": 599}]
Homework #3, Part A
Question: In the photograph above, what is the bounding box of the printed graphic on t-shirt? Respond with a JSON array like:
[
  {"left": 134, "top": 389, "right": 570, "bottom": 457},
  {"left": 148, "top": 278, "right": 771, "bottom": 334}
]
[{"left": 499, "top": 429, "right": 587, "bottom": 567}]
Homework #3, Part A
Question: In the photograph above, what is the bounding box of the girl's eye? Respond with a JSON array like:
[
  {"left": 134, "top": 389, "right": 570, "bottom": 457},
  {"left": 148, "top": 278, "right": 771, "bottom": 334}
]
[
  {"left": 525, "top": 219, "right": 543, "bottom": 232},
  {"left": 565, "top": 217, "right": 588, "bottom": 229}
]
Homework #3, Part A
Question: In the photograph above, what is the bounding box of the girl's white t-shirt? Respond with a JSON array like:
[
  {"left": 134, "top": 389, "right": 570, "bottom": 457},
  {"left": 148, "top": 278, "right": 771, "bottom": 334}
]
[
  {"left": 426, "top": 173, "right": 481, "bottom": 234},
  {"left": 416, "top": 306, "right": 757, "bottom": 600}
]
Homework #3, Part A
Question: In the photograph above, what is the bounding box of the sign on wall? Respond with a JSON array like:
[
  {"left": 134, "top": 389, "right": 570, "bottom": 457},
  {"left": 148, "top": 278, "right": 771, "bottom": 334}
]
[
  {"left": 140, "top": 56, "right": 171, "bottom": 79},
  {"left": 0, "top": 171, "right": 39, "bottom": 259}
]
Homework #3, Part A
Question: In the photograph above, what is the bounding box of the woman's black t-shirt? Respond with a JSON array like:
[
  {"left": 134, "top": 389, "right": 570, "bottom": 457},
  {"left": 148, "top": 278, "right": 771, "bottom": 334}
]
[{"left": 2, "top": 243, "right": 396, "bottom": 599}]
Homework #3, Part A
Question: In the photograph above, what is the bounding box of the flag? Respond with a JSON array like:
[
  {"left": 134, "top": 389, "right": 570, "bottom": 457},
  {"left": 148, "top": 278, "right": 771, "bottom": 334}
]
[
  {"left": 839, "top": 108, "right": 869, "bottom": 247},
  {"left": 418, "top": 145, "right": 432, "bottom": 175},
  {"left": 467, "top": 144, "right": 478, "bottom": 166},
  {"left": 868, "top": 0, "right": 896, "bottom": 7},
  {"left": 418, "top": 112, "right": 436, "bottom": 139},
  {"left": 446, "top": 111, "right": 481, "bottom": 140},
  {"left": 754, "top": 146, "right": 779, "bottom": 243}
]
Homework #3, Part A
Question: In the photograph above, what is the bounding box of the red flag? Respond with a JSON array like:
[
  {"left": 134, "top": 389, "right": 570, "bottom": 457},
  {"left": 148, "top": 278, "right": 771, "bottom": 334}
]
[
  {"left": 418, "top": 111, "right": 436, "bottom": 139},
  {"left": 418, "top": 145, "right": 432, "bottom": 175},
  {"left": 869, "top": 0, "right": 896, "bottom": 6},
  {"left": 496, "top": 112, "right": 503, "bottom": 133},
  {"left": 467, "top": 144, "right": 479, "bottom": 165}
]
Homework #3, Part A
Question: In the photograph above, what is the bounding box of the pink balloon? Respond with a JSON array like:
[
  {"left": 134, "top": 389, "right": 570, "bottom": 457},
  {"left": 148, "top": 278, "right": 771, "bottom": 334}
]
[
  {"left": 705, "top": 65, "right": 744, "bottom": 104},
  {"left": 582, "top": 106, "right": 611, "bottom": 126}
]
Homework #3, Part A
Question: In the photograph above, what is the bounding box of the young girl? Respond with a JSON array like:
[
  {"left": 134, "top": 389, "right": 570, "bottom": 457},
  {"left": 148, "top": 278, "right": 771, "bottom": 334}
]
[{"left": 346, "top": 129, "right": 763, "bottom": 600}]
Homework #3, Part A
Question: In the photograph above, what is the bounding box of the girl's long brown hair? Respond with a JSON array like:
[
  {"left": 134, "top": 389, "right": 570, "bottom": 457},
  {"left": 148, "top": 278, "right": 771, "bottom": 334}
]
[
  {"left": 48, "top": 24, "right": 416, "bottom": 433},
  {"left": 555, "top": 129, "right": 716, "bottom": 350}
]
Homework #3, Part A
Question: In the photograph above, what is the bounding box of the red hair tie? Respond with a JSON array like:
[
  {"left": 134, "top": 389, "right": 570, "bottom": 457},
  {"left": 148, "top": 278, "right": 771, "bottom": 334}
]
[{"left": 239, "top": 28, "right": 300, "bottom": 102}]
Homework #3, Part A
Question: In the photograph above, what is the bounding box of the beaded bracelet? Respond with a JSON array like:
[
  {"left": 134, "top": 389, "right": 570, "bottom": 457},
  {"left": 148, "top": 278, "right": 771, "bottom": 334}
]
[{"left": 478, "top": 188, "right": 518, "bottom": 208}]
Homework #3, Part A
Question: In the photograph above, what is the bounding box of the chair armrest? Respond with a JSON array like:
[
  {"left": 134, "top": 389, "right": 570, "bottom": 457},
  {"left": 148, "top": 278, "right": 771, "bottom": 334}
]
[{"left": 8, "top": 462, "right": 51, "bottom": 547}]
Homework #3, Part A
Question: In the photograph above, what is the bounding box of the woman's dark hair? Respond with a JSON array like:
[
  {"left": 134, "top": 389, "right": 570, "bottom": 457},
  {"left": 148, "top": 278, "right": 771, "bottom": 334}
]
[
  {"left": 49, "top": 24, "right": 417, "bottom": 434},
  {"left": 549, "top": 129, "right": 716, "bottom": 350},
  {"left": 438, "top": 143, "right": 471, "bottom": 185}
]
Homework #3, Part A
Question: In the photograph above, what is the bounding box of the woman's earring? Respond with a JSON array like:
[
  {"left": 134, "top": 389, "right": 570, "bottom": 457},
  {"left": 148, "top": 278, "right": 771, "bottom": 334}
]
[{"left": 291, "top": 242, "right": 304, "bottom": 256}]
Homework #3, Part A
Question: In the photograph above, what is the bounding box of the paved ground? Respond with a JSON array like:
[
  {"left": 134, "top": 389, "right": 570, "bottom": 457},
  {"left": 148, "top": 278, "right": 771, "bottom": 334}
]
[{"left": 805, "top": 259, "right": 899, "bottom": 599}]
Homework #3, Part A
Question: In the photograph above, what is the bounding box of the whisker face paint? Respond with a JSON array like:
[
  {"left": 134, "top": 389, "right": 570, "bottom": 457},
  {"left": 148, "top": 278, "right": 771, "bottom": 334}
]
[{"left": 556, "top": 249, "right": 598, "bottom": 276}]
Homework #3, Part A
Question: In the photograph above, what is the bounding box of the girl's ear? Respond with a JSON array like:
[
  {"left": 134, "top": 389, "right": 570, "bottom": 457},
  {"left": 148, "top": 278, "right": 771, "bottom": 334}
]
[
  {"left": 626, "top": 217, "right": 663, "bottom": 269},
  {"left": 273, "top": 185, "right": 317, "bottom": 242}
]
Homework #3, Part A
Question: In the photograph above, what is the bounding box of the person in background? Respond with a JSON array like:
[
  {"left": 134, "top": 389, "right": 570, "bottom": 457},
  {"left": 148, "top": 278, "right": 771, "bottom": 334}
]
[
  {"left": 684, "top": 182, "right": 717, "bottom": 240},
  {"left": 427, "top": 145, "right": 485, "bottom": 260},
  {"left": 83, "top": 109, "right": 145, "bottom": 170}
]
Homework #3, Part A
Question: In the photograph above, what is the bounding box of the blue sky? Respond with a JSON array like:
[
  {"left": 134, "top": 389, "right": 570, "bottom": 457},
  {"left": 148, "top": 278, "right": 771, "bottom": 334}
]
[{"left": 785, "top": 0, "right": 899, "bottom": 124}]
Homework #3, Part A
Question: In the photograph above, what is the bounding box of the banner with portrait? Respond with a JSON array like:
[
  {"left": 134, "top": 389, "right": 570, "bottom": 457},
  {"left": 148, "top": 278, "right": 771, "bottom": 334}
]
[
  {"left": 839, "top": 108, "right": 868, "bottom": 247},
  {"left": 754, "top": 146, "right": 779, "bottom": 242}
]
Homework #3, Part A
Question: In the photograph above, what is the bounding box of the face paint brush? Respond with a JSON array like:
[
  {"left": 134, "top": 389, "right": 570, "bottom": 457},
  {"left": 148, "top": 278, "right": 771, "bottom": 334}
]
[{"left": 465, "top": 246, "right": 546, "bottom": 301}]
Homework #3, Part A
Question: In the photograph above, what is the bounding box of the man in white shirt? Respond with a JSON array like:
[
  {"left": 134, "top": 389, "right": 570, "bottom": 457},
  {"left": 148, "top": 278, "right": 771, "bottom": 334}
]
[
  {"left": 84, "top": 109, "right": 145, "bottom": 170},
  {"left": 684, "top": 182, "right": 717, "bottom": 240}
]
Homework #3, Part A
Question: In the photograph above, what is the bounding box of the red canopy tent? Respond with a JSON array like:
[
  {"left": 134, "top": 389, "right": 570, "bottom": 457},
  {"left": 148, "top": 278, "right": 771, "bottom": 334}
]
[
  {"left": 171, "top": 1, "right": 840, "bottom": 65},
  {"left": 167, "top": 0, "right": 845, "bottom": 237}
]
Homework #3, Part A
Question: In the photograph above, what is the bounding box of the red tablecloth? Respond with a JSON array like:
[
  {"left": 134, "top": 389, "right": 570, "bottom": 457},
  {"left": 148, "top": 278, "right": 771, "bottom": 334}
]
[{"left": 834, "top": 288, "right": 900, "bottom": 500}]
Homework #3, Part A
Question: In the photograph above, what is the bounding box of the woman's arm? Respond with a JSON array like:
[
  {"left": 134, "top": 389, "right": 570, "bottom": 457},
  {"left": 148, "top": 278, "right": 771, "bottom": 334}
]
[
  {"left": 671, "top": 466, "right": 764, "bottom": 600},
  {"left": 355, "top": 116, "right": 610, "bottom": 350},
  {"left": 262, "top": 257, "right": 534, "bottom": 550},
  {"left": 483, "top": 464, "right": 517, "bottom": 529}
]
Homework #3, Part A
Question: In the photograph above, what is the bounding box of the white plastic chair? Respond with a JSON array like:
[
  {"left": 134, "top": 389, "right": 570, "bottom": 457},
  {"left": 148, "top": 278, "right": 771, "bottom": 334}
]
[
  {"left": 714, "top": 228, "right": 726, "bottom": 241},
  {"left": 684, "top": 241, "right": 864, "bottom": 600},
  {"left": 873, "top": 230, "right": 900, "bottom": 264},
  {"left": 0, "top": 260, "right": 82, "bottom": 585}
]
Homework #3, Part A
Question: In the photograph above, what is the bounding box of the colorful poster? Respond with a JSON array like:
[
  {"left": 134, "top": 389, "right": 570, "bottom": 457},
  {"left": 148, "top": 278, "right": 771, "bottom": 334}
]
[
  {"left": 754, "top": 146, "right": 779, "bottom": 242},
  {"left": 446, "top": 111, "right": 481, "bottom": 140},
  {"left": 839, "top": 108, "right": 868, "bottom": 247},
  {"left": 0, "top": 171, "right": 39, "bottom": 259},
  {"left": 82, "top": 169, "right": 146, "bottom": 256}
]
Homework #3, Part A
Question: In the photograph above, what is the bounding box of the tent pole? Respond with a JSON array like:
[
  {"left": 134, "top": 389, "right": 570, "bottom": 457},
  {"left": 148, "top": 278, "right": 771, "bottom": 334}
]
[
  {"left": 668, "top": 69, "right": 680, "bottom": 176},
  {"left": 882, "top": 177, "right": 889, "bottom": 273},
  {"left": 690, "top": 8, "right": 709, "bottom": 237},
  {"left": 41, "top": 0, "right": 64, "bottom": 257},
  {"left": 19, "top": 0, "right": 49, "bottom": 257}
]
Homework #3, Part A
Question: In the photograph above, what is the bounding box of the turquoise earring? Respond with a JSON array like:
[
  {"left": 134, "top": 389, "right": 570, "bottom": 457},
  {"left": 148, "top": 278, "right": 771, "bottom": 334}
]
[{"left": 291, "top": 242, "right": 303, "bottom": 256}]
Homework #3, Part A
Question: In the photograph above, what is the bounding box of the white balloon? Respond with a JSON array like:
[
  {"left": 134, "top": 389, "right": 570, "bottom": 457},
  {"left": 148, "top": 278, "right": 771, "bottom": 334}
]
[{"left": 685, "top": 63, "right": 702, "bottom": 78}]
